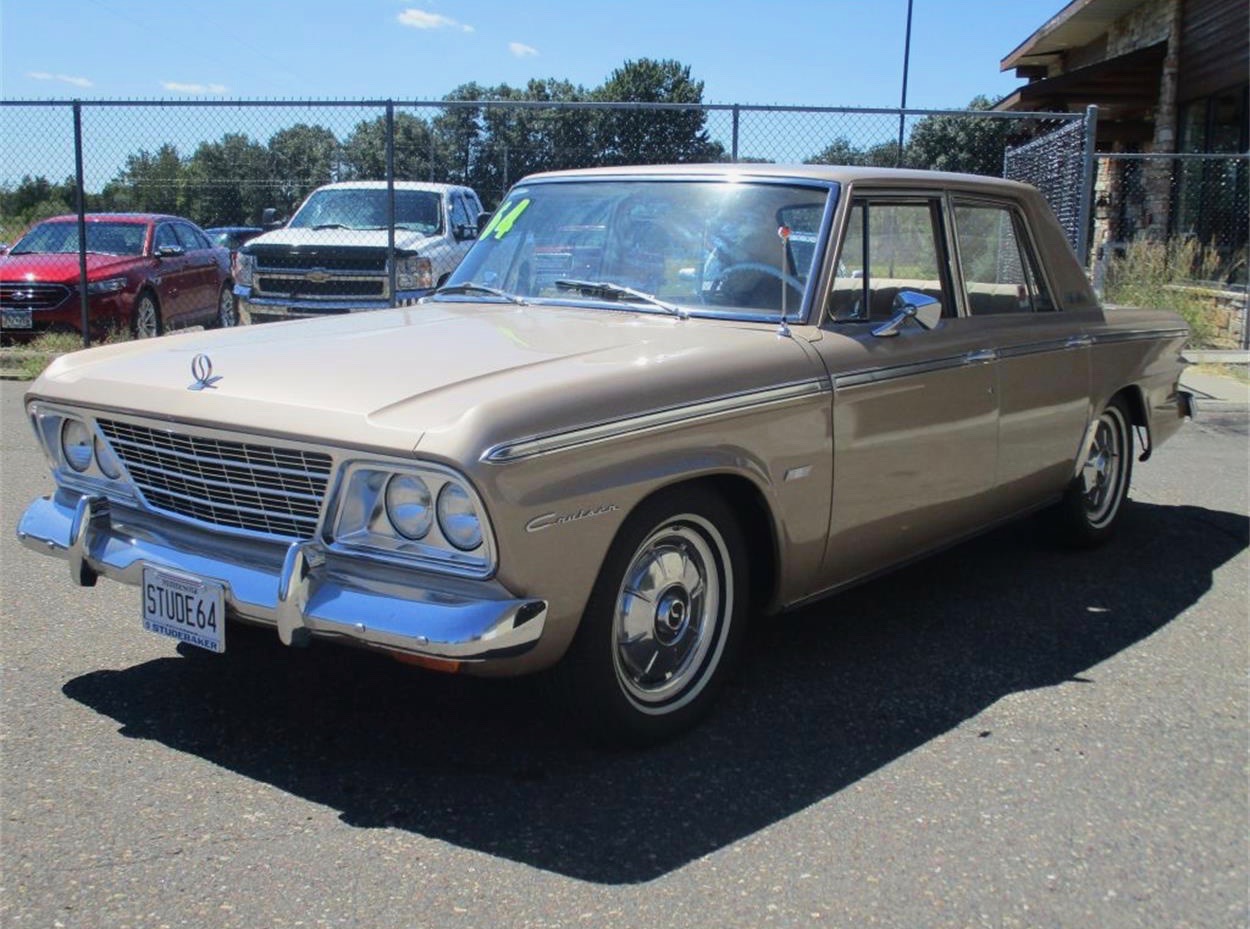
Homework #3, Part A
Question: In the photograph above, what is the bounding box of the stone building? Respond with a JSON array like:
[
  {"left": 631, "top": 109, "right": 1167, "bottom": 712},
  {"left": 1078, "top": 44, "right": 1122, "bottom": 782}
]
[{"left": 996, "top": 0, "right": 1248, "bottom": 277}]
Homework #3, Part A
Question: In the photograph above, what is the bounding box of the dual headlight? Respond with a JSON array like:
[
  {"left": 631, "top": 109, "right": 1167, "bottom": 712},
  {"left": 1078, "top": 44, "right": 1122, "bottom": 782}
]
[
  {"left": 30, "top": 407, "right": 132, "bottom": 494},
  {"left": 395, "top": 254, "right": 433, "bottom": 291},
  {"left": 331, "top": 463, "right": 491, "bottom": 574}
]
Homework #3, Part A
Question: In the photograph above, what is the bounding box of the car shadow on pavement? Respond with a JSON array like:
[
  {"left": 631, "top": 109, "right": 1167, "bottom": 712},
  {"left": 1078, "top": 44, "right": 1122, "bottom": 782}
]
[{"left": 62, "top": 501, "right": 1248, "bottom": 885}]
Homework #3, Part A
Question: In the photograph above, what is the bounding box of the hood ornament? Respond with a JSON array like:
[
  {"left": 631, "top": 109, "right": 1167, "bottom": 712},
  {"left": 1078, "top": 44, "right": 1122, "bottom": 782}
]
[{"left": 188, "top": 353, "right": 221, "bottom": 391}]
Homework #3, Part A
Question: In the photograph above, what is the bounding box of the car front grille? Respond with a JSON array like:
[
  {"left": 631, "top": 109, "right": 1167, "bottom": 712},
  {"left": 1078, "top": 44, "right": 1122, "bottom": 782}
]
[
  {"left": 96, "top": 419, "right": 333, "bottom": 540},
  {"left": 251, "top": 250, "right": 388, "bottom": 274},
  {"left": 0, "top": 282, "right": 71, "bottom": 310}
]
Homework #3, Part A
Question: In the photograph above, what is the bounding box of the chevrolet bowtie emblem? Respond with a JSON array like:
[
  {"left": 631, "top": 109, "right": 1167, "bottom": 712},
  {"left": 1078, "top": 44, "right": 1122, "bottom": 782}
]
[
  {"left": 189, "top": 353, "right": 221, "bottom": 391},
  {"left": 306, "top": 269, "right": 332, "bottom": 284}
]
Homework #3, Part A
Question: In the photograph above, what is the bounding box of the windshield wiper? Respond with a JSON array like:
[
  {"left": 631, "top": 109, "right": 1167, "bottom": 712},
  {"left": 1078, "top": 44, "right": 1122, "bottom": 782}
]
[
  {"left": 427, "top": 282, "right": 527, "bottom": 305},
  {"left": 554, "top": 279, "right": 688, "bottom": 318},
  {"left": 311, "top": 223, "right": 352, "bottom": 230}
]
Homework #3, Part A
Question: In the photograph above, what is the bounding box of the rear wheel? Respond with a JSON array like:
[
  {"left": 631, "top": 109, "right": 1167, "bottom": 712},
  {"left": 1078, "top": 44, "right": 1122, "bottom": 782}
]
[
  {"left": 215, "top": 283, "right": 237, "bottom": 328},
  {"left": 1057, "top": 397, "right": 1133, "bottom": 547},
  {"left": 552, "top": 487, "right": 748, "bottom": 745},
  {"left": 132, "top": 291, "right": 161, "bottom": 339}
]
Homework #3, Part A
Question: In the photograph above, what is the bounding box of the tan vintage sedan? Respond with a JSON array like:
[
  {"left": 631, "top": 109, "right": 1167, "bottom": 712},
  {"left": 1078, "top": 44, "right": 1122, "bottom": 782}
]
[{"left": 17, "top": 164, "right": 1192, "bottom": 743}]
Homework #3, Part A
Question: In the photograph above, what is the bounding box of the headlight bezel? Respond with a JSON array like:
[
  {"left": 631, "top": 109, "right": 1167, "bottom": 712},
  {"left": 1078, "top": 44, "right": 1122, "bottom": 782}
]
[
  {"left": 233, "top": 252, "right": 256, "bottom": 286},
  {"left": 29, "top": 402, "right": 136, "bottom": 499},
  {"left": 326, "top": 459, "right": 494, "bottom": 578},
  {"left": 395, "top": 254, "right": 433, "bottom": 291},
  {"left": 85, "top": 276, "right": 128, "bottom": 296}
]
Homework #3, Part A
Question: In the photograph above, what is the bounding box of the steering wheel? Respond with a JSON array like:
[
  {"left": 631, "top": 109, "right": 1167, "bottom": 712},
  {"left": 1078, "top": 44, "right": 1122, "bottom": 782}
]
[{"left": 705, "top": 261, "right": 804, "bottom": 306}]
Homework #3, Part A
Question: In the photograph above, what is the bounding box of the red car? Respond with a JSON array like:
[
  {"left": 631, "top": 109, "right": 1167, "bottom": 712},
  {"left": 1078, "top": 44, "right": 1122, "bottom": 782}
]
[{"left": 0, "top": 213, "right": 235, "bottom": 342}]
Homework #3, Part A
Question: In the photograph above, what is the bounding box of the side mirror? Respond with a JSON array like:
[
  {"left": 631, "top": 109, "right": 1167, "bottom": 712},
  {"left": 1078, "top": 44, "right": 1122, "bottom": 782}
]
[
  {"left": 155, "top": 244, "right": 185, "bottom": 259},
  {"left": 872, "top": 290, "right": 942, "bottom": 338},
  {"left": 453, "top": 223, "right": 477, "bottom": 242},
  {"left": 476, "top": 210, "right": 492, "bottom": 231},
  {"left": 261, "top": 207, "right": 282, "bottom": 229}
]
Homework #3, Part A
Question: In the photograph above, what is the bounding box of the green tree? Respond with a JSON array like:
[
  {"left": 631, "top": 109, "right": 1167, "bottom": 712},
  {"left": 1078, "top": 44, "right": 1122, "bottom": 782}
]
[
  {"left": 904, "top": 95, "right": 1013, "bottom": 177},
  {"left": 268, "top": 123, "right": 340, "bottom": 215},
  {"left": 182, "top": 133, "right": 272, "bottom": 226},
  {"left": 102, "top": 144, "right": 186, "bottom": 215},
  {"left": 341, "top": 112, "right": 437, "bottom": 181},
  {"left": 592, "top": 58, "right": 725, "bottom": 165}
]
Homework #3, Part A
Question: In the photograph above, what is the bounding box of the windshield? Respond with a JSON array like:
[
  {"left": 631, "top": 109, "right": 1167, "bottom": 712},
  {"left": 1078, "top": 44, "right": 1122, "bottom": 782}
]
[
  {"left": 11, "top": 221, "right": 147, "bottom": 256},
  {"left": 443, "top": 179, "right": 834, "bottom": 322},
  {"left": 288, "top": 188, "right": 442, "bottom": 234}
]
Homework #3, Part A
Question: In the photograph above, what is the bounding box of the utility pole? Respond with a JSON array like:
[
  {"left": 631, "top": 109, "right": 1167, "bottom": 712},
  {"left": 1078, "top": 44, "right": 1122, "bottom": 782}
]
[{"left": 896, "top": 0, "right": 914, "bottom": 167}]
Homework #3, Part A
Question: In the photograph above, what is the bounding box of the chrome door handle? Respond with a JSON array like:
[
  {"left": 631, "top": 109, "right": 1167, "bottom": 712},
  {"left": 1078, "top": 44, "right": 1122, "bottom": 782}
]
[
  {"left": 965, "top": 348, "right": 998, "bottom": 364},
  {"left": 1065, "top": 335, "right": 1093, "bottom": 348}
]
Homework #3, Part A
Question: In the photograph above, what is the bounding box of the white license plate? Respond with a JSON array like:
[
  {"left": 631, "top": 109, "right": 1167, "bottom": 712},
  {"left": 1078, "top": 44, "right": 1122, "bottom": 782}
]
[
  {"left": 142, "top": 566, "right": 226, "bottom": 653},
  {"left": 1, "top": 308, "right": 33, "bottom": 329}
]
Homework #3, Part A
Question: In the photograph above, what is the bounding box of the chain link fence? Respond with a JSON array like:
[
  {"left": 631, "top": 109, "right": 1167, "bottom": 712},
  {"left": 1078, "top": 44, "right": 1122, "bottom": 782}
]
[
  {"left": 1090, "top": 152, "right": 1249, "bottom": 349},
  {"left": 7, "top": 99, "right": 1240, "bottom": 349}
]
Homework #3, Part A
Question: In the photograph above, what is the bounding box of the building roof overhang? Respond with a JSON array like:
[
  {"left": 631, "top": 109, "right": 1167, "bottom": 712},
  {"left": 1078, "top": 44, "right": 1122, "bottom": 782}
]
[{"left": 1001, "top": 0, "right": 1150, "bottom": 72}]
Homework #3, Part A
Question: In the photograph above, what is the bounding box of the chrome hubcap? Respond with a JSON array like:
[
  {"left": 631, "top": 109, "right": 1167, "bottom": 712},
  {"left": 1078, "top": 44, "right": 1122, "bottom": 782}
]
[
  {"left": 612, "top": 516, "right": 729, "bottom": 709},
  {"left": 1081, "top": 409, "right": 1126, "bottom": 528}
]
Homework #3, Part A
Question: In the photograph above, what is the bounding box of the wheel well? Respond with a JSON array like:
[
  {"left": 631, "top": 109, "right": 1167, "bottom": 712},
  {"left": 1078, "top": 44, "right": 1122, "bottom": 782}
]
[
  {"left": 1111, "top": 385, "right": 1150, "bottom": 458},
  {"left": 636, "top": 474, "right": 779, "bottom": 617}
]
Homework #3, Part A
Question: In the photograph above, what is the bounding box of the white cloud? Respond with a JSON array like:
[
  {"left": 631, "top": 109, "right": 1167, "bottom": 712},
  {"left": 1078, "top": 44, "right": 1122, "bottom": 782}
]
[
  {"left": 398, "top": 9, "right": 474, "bottom": 32},
  {"left": 509, "top": 42, "right": 539, "bottom": 58},
  {"left": 162, "top": 81, "right": 228, "bottom": 94},
  {"left": 27, "top": 71, "right": 93, "bottom": 88}
]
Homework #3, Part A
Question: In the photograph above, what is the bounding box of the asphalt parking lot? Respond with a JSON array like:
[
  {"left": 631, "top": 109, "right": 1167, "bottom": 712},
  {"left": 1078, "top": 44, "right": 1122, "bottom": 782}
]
[{"left": 1, "top": 377, "right": 1246, "bottom": 929}]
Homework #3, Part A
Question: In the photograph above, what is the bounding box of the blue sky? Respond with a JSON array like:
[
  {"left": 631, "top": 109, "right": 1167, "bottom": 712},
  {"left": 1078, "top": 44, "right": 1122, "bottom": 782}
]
[{"left": 2, "top": 0, "right": 1057, "bottom": 108}]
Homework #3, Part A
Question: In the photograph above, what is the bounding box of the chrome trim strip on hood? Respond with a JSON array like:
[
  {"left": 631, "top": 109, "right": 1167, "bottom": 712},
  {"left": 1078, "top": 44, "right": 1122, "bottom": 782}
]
[{"left": 482, "top": 379, "right": 830, "bottom": 463}]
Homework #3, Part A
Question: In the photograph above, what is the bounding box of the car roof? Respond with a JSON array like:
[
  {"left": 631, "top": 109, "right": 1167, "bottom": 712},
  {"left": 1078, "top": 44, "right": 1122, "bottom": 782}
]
[
  {"left": 308, "top": 181, "right": 469, "bottom": 193},
  {"left": 520, "top": 162, "right": 1037, "bottom": 195},
  {"left": 40, "top": 213, "right": 183, "bottom": 225}
]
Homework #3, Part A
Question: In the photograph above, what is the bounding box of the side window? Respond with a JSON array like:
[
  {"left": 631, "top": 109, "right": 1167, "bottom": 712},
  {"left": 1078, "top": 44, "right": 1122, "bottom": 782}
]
[
  {"left": 174, "top": 223, "right": 208, "bottom": 251},
  {"left": 952, "top": 202, "right": 1054, "bottom": 314},
  {"left": 153, "top": 224, "right": 180, "bottom": 252},
  {"left": 450, "top": 193, "right": 472, "bottom": 231},
  {"left": 828, "top": 199, "right": 950, "bottom": 323}
]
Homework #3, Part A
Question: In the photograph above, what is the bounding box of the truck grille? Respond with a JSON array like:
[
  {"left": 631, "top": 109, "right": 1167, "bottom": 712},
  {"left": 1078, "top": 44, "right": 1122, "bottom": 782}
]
[
  {"left": 255, "top": 276, "right": 386, "bottom": 298},
  {"left": 0, "top": 282, "right": 71, "bottom": 310},
  {"left": 96, "top": 419, "right": 333, "bottom": 539}
]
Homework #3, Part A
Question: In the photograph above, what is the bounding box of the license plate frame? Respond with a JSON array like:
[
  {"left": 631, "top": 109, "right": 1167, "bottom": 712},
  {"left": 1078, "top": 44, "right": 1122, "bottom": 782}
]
[
  {"left": 1, "top": 308, "right": 33, "bottom": 329},
  {"left": 141, "top": 565, "right": 226, "bottom": 653}
]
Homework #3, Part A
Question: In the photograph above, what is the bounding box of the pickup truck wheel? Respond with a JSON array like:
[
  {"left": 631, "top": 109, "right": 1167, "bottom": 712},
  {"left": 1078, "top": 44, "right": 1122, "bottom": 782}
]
[
  {"left": 555, "top": 487, "right": 748, "bottom": 745},
  {"left": 132, "top": 292, "right": 161, "bottom": 339},
  {"left": 215, "top": 283, "right": 238, "bottom": 328},
  {"left": 1057, "top": 397, "right": 1133, "bottom": 547}
]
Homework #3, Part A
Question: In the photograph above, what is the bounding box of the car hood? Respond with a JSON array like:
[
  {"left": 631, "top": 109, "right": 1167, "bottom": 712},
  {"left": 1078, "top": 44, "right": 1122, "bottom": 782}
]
[
  {"left": 29, "top": 303, "right": 823, "bottom": 460},
  {"left": 0, "top": 252, "right": 143, "bottom": 283},
  {"left": 246, "top": 226, "right": 441, "bottom": 254}
]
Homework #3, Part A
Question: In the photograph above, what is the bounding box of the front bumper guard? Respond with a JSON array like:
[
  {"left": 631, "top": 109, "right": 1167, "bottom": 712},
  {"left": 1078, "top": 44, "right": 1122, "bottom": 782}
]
[{"left": 17, "top": 492, "right": 546, "bottom": 662}]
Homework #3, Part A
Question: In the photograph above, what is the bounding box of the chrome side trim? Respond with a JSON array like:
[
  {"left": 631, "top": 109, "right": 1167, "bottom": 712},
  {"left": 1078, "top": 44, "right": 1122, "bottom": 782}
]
[
  {"left": 1093, "top": 328, "right": 1189, "bottom": 345},
  {"left": 833, "top": 354, "right": 968, "bottom": 390},
  {"left": 482, "top": 380, "right": 830, "bottom": 463},
  {"left": 997, "top": 337, "right": 1073, "bottom": 358}
]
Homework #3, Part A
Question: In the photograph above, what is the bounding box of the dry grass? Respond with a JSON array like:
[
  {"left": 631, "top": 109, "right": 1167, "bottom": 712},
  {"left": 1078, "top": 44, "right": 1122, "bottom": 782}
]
[{"left": 1103, "top": 238, "right": 1227, "bottom": 348}]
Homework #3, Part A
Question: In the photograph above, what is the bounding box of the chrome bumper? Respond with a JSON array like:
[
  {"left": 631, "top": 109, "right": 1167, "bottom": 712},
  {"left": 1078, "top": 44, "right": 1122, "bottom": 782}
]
[
  {"left": 17, "top": 492, "right": 546, "bottom": 662},
  {"left": 235, "top": 291, "right": 427, "bottom": 321}
]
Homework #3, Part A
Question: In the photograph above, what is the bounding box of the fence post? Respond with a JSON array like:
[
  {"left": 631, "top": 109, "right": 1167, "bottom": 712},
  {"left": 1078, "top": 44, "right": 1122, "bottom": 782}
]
[
  {"left": 731, "top": 105, "right": 740, "bottom": 163},
  {"left": 386, "top": 101, "right": 396, "bottom": 306},
  {"left": 71, "top": 101, "right": 91, "bottom": 348},
  {"left": 1075, "top": 104, "right": 1099, "bottom": 266}
]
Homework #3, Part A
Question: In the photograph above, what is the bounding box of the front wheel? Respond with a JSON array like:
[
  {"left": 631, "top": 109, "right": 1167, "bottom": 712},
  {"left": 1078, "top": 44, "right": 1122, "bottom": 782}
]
[
  {"left": 132, "top": 291, "right": 161, "bottom": 339},
  {"left": 552, "top": 487, "right": 748, "bottom": 745},
  {"left": 1056, "top": 397, "right": 1134, "bottom": 547},
  {"left": 215, "top": 283, "right": 238, "bottom": 328}
]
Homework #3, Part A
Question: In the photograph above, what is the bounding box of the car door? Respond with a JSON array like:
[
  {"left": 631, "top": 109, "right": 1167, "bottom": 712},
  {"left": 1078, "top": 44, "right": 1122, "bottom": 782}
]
[
  {"left": 813, "top": 194, "right": 999, "bottom": 589},
  {"left": 948, "top": 197, "right": 1093, "bottom": 513},
  {"left": 151, "top": 222, "right": 193, "bottom": 322},
  {"left": 172, "top": 222, "right": 221, "bottom": 323}
]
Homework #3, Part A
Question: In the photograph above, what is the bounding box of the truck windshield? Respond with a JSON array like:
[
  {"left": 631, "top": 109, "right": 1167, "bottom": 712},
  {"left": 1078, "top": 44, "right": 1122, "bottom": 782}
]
[
  {"left": 442, "top": 178, "right": 834, "bottom": 323},
  {"left": 288, "top": 189, "right": 442, "bottom": 234}
]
